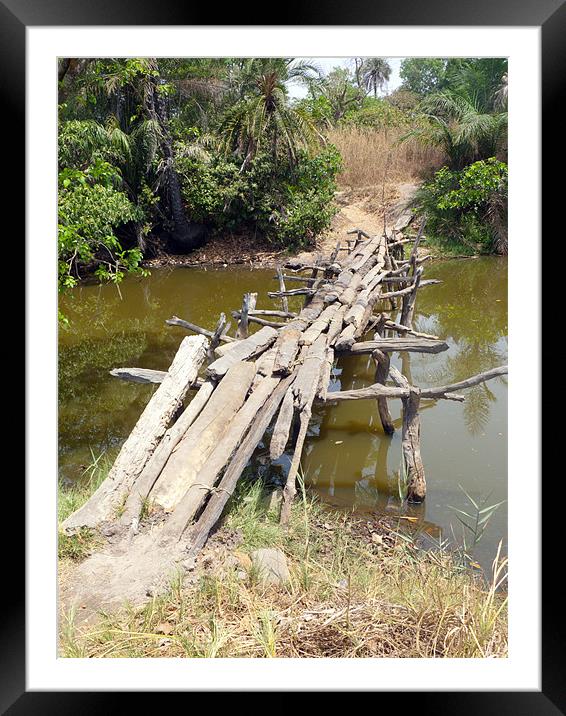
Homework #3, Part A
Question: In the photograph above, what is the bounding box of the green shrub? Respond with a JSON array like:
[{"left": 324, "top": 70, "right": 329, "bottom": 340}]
[
  {"left": 415, "top": 158, "right": 507, "bottom": 254},
  {"left": 175, "top": 145, "right": 341, "bottom": 249},
  {"left": 58, "top": 168, "right": 146, "bottom": 291},
  {"left": 340, "top": 97, "right": 413, "bottom": 129}
]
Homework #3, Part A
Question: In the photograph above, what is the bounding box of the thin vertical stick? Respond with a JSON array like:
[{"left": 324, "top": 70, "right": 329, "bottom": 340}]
[
  {"left": 400, "top": 266, "right": 423, "bottom": 329},
  {"left": 276, "top": 266, "right": 289, "bottom": 314},
  {"left": 235, "top": 292, "right": 257, "bottom": 340}
]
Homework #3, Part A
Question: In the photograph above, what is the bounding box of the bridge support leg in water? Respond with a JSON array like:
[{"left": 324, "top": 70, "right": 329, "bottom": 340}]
[
  {"left": 401, "top": 388, "right": 426, "bottom": 502},
  {"left": 372, "top": 349, "right": 395, "bottom": 435}
]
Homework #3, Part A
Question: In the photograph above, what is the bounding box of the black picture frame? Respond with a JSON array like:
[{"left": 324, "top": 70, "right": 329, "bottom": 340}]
[{"left": 6, "top": 0, "right": 554, "bottom": 709}]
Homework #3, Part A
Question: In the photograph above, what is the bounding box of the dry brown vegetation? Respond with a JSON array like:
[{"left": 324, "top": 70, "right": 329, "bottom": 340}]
[{"left": 329, "top": 127, "right": 445, "bottom": 188}]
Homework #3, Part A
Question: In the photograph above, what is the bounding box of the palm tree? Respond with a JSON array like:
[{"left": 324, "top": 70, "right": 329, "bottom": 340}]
[
  {"left": 419, "top": 92, "right": 507, "bottom": 168},
  {"left": 219, "top": 58, "right": 323, "bottom": 167},
  {"left": 361, "top": 58, "right": 391, "bottom": 98},
  {"left": 406, "top": 59, "right": 508, "bottom": 169}
]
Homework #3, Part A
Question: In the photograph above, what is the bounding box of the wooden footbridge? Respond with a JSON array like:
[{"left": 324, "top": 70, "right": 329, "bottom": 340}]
[{"left": 62, "top": 227, "right": 506, "bottom": 595}]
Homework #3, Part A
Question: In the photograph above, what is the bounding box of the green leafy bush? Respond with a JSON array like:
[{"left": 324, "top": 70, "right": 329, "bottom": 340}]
[
  {"left": 340, "top": 97, "right": 413, "bottom": 129},
  {"left": 175, "top": 145, "right": 341, "bottom": 249},
  {"left": 58, "top": 170, "right": 146, "bottom": 290},
  {"left": 415, "top": 158, "right": 507, "bottom": 254}
]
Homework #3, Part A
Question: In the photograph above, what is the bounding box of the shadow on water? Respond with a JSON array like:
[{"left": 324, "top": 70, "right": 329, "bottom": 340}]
[{"left": 59, "top": 257, "right": 507, "bottom": 569}]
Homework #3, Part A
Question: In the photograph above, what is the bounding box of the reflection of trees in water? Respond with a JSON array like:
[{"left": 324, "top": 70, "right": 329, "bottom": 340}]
[
  {"left": 407, "top": 258, "right": 508, "bottom": 434},
  {"left": 306, "top": 397, "right": 442, "bottom": 508},
  {"left": 416, "top": 257, "right": 507, "bottom": 345}
]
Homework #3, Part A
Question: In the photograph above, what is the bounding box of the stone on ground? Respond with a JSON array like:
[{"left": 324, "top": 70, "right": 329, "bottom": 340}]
[{"left": 251, "top": 548, "right": 290, "bottom": 586}]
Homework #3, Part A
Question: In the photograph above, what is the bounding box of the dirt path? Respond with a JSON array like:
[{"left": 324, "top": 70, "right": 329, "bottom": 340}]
[{"left": 292, "top": 181, "right": 419, "bottom": 265}]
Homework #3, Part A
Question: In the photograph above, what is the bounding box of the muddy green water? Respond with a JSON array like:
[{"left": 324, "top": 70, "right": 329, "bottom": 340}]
[{"left": 59, "top": 257, "right": 507, "bottom": 569}]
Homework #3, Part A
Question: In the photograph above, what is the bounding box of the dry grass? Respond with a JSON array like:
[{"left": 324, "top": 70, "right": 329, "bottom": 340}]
[
  {"left": 60, "top": 480, "right": 508, "bottom": 659},
  {"left": 329, "top": 127, "right": 445, "bottom": 189}
]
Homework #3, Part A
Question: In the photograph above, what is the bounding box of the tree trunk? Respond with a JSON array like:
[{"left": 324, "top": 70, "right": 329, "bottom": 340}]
[{"left": 146, "top": 65, "right": 206, "bottom": 252}]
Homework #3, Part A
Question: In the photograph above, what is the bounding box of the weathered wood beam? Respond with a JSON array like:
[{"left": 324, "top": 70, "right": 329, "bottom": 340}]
[
  {"left": 383, "top": 319, "right": 440, "bottom": 341},
  {"left": 110, "top": 367, "right": 168, "bottom": 385},
  {"left": 379, "top": 279, "right": 441, "bottom": 300},
  {"left": 180, "top": 372, "right": 297, "bottom": 560},
  {"left": 249, "top": 309, "right": 297, "bottom": 318},
  {"left": 280, "top": 336, "right": 328, "bottom": 525},
  {"left": 268, "top": 288, "right": 316, "bottom": 298},
  {"left": 232, "top": 310, "right": 287, "bottom": 328},
  {"left": 320, "top": 365, "right": 507, "bottom": 404},
  {"left": 163, "top": 374, "right": 282, "bottom": 539},
  {"left": 110, "top": 367, "right": 206, "bottom": 390},
  {"left": 273, "top": 274, "right": 316, "bottom": 285},
  {"left": 149, "top": 361, "right": 257, "bottom": 510},
  {"left": 270, "top": 384, "right": 296, "bottom": 459},
  {"left": 420, "top": 365, "right": 508, "bottom": 398},
  {"left": 61, "top": 335, "right": 209, "bottom": 532},
  {"left": 345, "top": 338, "right": 449, "bottom": 355},
  {"left": 207, "top": 326, "right": 278, "bottom": 380},
  {"left": 272, "top": 324, "right": 304, "bottom": 375},
  {"left": 120, "top": 378, "right": 216, "bottom": 530},
  {"left": 316, "top": 347, "right": 334, "bottom": 401}
]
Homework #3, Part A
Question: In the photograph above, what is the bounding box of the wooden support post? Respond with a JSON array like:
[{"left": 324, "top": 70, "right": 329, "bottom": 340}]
[
  {"left": 235, "top": 292, "right": 258, "bottom": 340},
  {"left": 276, "top": 266, "right": 289, "bottom": 314},
  {"left": 402, "top": 388, "right": 426, "bottom": 502},
  {"left": 372, "top": 349, "right": 395, "bottom": 435},
  {"left": 383, "top": 246, "right": 398, "bottom": 310},
  {"left": 208, "top": 313, "right": 227, "bottom": 360},
  {"left": 400, "top": 266, "right": 423, "bottom": 330},
  {"left": 304, "top": 254, "right": 323, "bottom": 307},
  {"left": 388, "top": 365, "right": 425, "bottom": 502},
  {"left": 408, "top": 216, "right": 427, "bottom": 267}
]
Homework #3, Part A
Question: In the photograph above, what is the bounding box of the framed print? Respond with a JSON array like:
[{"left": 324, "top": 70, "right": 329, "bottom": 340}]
[{"left": 3, "top": 0, "right": 555, "bottom": 709}]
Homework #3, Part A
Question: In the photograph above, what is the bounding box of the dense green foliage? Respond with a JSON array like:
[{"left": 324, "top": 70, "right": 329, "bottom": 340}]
[
  {"left": 414, "top": 158, "right": 508, "bottom": 254},
  {"left": 402, "top": 58, "right": 508, "bottom": 170},
  {"left": 57, "top": 55, "right": 508, "bottom": 299},
  {"left": 58, "top": 57, "right": 344, "bottom": 295},
  {"left": 399, "top": 58, "right": 448, "bottom": 96},
  {"left": 176, "top": 145, "right": 341, "bottom": 247}
]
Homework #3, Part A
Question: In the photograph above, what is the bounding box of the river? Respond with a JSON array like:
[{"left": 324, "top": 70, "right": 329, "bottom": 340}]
[{"left": 59, "top": 256, "right": 507, "bottom": 570}]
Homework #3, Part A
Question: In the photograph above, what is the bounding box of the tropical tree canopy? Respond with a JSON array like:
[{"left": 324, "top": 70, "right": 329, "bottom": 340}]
[{"left": 405, "top": 58, "right": 508, "bottom": 169}]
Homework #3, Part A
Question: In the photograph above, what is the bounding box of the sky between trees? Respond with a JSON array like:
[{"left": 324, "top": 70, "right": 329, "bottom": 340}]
[{"left": 288, "top": 58, "right": 402, "bottom": 99}]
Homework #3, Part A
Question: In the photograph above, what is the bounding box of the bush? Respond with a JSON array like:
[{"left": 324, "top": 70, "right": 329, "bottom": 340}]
[
  {"left": 58, "top": 168, "right": 146, "bottom": 290},
  {"left": 415, "top": 158, "right": 507, "bottom": 254},
  {"left": 340, "top": 97, "right": 413, "bottom": 130},
  {"left": 175, "top": 145, "right": 341, "bottom": 250}
]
